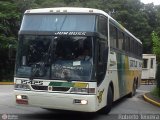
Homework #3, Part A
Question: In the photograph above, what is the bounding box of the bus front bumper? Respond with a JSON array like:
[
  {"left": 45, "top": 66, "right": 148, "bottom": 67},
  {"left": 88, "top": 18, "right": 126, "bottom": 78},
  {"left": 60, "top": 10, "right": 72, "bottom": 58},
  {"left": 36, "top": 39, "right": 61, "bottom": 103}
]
[{"left": 14, "top": 90, "right": 97, "bottom": 112}]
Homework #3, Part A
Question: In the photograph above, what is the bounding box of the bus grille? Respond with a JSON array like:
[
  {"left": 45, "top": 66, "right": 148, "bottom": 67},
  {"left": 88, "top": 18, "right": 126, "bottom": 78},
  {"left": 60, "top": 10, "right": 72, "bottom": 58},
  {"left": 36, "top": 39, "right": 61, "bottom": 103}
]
[
  {"left": 52, "top": 87, "right": 70, "bottom": 91},
  {"left": 31, "top": 85, "right": 70, "bottom": 92},
  {"left": 31, "top": 85, "right": 48, "bottom": 90}
]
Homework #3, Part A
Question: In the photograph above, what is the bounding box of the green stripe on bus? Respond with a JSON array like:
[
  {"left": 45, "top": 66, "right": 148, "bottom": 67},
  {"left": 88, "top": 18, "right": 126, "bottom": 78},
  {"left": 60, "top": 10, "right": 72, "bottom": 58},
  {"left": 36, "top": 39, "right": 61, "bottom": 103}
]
[
  {"left": 62, "top": 82, "right": 74, "bottom": 87},
  {"left": 49, "top": 82, "right": 73, "bottom": 87},
  {"left": 117, "top": 53, "right": 127, "bottom": 97},
  {"left": 49, "top": 82, "right": 62, "bottom": 86},
  {"left": 49, "top": 82, "right": 88, "bottom": 88}
]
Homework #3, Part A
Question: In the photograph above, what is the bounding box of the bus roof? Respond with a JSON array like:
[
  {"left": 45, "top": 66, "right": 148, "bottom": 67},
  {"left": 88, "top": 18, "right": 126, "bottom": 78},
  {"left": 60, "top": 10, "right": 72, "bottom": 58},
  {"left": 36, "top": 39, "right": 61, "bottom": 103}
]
[
  {"left": 25, "top": 7, "right": 142, "bottom": 44},
  {"left": 25, "top": 7, "right": 106, "bottom": 14}
]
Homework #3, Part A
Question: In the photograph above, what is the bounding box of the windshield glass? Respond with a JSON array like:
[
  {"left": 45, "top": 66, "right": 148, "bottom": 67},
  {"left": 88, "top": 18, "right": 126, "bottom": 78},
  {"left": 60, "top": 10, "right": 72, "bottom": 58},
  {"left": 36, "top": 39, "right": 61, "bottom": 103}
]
[
  {"left": 20, "top": 15, "right": 95, "bottom": 32},
  {"left": 15, "top": 35, "right": 93, "bottom": 81}
]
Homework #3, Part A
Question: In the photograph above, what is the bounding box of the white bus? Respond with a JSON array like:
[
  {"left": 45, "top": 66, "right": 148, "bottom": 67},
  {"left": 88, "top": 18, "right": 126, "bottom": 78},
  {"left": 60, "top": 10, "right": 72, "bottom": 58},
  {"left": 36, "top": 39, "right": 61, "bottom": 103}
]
[
  {"left": 14, "top": 7, "right": 142, "bottom": 114},
  {"left": 142, "top": 54, "right": 156, "bottom": 84}
]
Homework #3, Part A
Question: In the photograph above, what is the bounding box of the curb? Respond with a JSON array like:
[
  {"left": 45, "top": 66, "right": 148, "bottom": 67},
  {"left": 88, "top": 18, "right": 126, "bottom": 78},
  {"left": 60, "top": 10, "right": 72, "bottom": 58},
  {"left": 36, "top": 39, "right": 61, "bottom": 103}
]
[
  {"left": 141, "top": 81, "right": 155, "bottom": 85},
  {"left": 143, "top": 94, "right": 160, "bottom": 107},
  {"left": 0, "top": 82, "right": 14, "bottom": 85}
]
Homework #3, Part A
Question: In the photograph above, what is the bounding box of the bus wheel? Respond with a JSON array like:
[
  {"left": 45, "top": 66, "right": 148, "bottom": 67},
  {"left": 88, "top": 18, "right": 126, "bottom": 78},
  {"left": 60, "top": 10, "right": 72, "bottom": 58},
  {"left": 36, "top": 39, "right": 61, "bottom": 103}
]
[
  {"left": 128, "top": 80, "right": 136, "bottom": 98},
  {"left": 101, "top": 86, "right": 113, "bottom": 114}
]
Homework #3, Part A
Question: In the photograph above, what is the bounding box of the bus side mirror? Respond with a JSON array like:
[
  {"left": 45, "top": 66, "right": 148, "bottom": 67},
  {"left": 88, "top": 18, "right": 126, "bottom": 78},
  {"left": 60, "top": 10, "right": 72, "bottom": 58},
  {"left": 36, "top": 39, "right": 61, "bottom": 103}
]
[{"left": 9, "top": 45, "right": 16, "bottom": 60}]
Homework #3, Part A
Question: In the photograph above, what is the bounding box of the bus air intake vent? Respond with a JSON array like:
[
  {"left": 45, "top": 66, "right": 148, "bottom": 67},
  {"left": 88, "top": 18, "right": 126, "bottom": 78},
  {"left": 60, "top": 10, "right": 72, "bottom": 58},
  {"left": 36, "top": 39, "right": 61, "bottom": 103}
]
[
  {"left": 31, "top": 85, "right": 48, "bottom": 90},
  {"left": 52, "top": 87, "right": 70, "bottom": 91}
]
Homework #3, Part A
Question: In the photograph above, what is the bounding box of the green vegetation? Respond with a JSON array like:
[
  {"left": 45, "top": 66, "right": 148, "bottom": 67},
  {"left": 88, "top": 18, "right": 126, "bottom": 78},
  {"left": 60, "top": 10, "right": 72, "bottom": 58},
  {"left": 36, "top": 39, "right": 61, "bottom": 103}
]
[
  {"left": 151, "top": 87, "right": 160, "bottom": 98},
  {"left": 152, "top": 31, "right": 160, "bottom": 96},
  {"left": 1, "top": 0, "right": 160, "bottom": 81},
  {"left": 155, "top": 63, "right": 160, "bottom": 96},
  {"left": 152, "top": 31, "right": 160, "bottom": 62}
]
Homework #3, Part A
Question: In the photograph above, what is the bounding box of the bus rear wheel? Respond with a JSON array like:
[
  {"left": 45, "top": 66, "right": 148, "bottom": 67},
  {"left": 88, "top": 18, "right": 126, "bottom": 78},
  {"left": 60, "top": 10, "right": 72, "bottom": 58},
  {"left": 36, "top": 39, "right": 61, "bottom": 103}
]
[
  {"left": 128, "top": 80, "right": 136, "bottom": 98},
  {"left": 101, "top": 86, "right": 113, "bottom": 114}
]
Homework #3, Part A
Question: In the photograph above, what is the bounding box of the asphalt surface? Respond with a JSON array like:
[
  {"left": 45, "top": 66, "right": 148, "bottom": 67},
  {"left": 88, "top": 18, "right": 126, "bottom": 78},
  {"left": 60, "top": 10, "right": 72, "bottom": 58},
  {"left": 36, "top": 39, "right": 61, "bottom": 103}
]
[{"left": 0, "top": 85, "right": 160, "bottom": 120}]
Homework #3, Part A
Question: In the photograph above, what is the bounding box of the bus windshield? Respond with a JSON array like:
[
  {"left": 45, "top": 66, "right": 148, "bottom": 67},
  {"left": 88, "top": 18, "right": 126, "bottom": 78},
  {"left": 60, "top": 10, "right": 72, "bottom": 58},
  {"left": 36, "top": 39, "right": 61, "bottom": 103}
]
[
  {"left": 20, "top": 14, "right": 95, "bottom": 32},
  {"left": 15, "top": 35, "right": 94, "bottom": 81}
]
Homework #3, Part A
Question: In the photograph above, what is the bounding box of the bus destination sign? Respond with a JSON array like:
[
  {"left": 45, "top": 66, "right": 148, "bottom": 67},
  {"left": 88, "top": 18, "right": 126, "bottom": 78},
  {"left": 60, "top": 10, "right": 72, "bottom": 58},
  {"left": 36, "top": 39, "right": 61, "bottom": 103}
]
[{"left": 54, "top": 32, "right": 86, "bottom": 36}]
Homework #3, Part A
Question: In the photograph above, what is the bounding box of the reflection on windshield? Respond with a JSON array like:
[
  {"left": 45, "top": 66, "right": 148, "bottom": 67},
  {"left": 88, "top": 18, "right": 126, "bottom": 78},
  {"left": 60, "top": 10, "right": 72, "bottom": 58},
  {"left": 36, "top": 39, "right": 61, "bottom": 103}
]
[
  {"left": 16, "top": 35, "right": 93, "bottom": 81},
  {"left": 16, "top": 35, "right": 51, "bottom": 78},
  {"left": 21, "top": 15, "right": 95, "bottom": 32}
]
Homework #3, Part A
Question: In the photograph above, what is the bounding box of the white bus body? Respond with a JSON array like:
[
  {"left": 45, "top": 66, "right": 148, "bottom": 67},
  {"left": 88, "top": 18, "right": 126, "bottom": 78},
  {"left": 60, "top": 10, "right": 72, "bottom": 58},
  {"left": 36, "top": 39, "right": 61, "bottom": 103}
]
[{"left": 14, "top": 7, "right": 142, "bottom": 114}]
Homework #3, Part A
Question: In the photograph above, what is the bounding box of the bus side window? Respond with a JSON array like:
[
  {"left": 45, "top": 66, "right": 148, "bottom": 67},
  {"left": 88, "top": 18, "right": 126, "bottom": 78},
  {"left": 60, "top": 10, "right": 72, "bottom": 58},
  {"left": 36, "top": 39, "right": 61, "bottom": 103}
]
[
  {"left": 126, "top": 36, "right": 130, "bottom": 53},
  {"left": 109, "top": 23, "right": 117, "bottom": 48},
  {"left": 122, "top": 34, "right": 126, "bottom": 51},
  {"left": 96, "top": 39, "right": 108, "bottom": 85},
  {"left": 118, "top": 31, "right": 124, "bottom": 50},
  {"left": 129, "top": 37, "right": 132, "bottom": 54},
  {"left": 98, "top": 15, "right": 108, "bottom": 37}
]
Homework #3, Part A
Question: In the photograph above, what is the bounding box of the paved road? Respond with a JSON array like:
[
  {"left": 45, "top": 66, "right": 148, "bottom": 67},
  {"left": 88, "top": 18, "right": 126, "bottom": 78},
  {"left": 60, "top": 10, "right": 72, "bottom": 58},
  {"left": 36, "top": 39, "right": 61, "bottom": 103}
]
[{"left": 0, "top": 85, "right": 160, "bottom": 120}]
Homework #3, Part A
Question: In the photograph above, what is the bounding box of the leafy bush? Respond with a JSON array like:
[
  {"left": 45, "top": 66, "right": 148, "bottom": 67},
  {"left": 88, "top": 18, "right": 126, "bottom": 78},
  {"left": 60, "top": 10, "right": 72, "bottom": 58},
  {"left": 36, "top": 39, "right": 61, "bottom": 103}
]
[
  {"left": 156, "top": 63, "right": 160, "bottom": 96},
  {"left": 151, "top": 87, "right": 160, "bottom": 98}
]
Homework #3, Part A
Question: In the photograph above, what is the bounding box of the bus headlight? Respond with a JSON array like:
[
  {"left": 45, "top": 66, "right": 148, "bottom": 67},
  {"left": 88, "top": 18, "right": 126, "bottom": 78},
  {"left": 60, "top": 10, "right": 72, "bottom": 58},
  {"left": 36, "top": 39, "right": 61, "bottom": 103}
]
[
  {"left": 70, "top": 88, "right": 95, "bottom": 94},
  {"left": 14, "top": 84, "right": 31, "bottom": 91}
]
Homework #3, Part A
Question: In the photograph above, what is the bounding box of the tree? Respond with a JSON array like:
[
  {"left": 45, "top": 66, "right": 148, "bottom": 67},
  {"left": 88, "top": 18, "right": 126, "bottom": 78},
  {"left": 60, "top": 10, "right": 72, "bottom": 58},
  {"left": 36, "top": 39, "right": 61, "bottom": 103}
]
[
  {"left": 154, "top": 5, "right": 160, "bottom": 36},
  {"left": 0, "top": 1, "right": 20, "bottom": 48},
  {"left": 0, "top": 1, "right": 20, "bottom": 81},
  {"left": 152, "top": 31, "right": 160, "bottom": 62},
  {"left": 152, "top": 31, "right": 160, "bottom": 95}
]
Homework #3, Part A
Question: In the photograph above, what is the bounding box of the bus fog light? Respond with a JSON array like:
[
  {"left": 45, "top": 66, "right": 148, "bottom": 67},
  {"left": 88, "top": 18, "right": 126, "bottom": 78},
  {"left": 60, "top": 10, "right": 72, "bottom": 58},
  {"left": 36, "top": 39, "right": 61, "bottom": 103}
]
[
  {"left": 16, "top": 95, "right": 22, "bottom": 99},
  {"left": 81, "top": 100, "right": 88, "bottom": 105},
  {"left": 73, "top": 99, "right": 88, "bottom": 105},
  {"left": 16, "top": 95, "right": 28, "bottom": 105},
  {"left": 16, "top": 95, "right": 28, "bottom": 100}
]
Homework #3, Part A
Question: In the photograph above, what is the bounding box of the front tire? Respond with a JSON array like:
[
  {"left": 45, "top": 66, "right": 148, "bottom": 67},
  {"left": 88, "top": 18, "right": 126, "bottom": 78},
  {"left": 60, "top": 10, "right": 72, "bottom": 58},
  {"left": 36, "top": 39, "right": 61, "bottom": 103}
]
[{"left": 101, "top": 86, "right": 113, "bottom": 114}]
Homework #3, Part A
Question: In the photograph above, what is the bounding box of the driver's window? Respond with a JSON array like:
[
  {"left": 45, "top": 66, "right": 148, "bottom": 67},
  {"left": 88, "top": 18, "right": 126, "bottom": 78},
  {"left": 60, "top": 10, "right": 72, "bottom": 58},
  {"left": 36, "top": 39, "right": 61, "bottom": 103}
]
[{"left": 96, "top": 39, "right": 108, "bottom": 85}]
